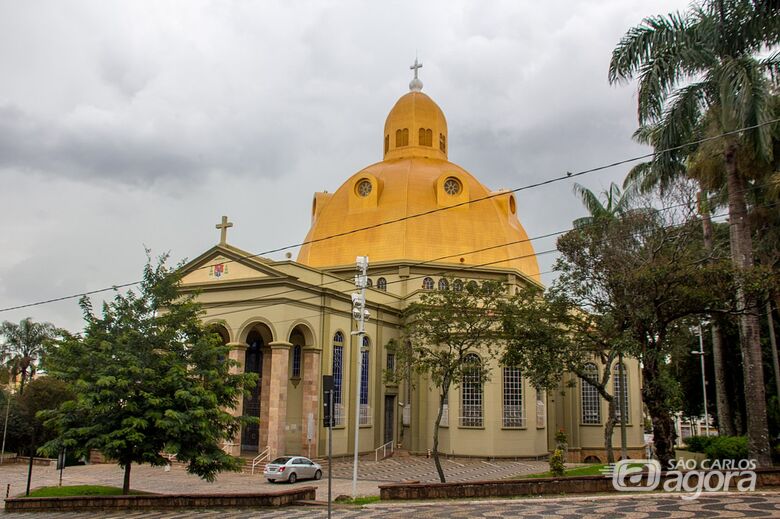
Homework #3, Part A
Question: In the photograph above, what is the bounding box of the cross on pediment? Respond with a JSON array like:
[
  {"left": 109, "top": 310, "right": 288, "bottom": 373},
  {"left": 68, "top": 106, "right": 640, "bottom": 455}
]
[{"left": 216, "top": 215, "right": 233, "bottom": 245}]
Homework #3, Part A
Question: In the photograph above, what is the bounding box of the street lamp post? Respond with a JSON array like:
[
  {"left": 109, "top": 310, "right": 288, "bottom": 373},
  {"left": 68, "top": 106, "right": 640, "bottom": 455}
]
[
  {"left": 692, "top": 323, "right": 710, "bottom": 436},
  {"left": 351, "top": 256, "right": 369, "bottom": 499}
]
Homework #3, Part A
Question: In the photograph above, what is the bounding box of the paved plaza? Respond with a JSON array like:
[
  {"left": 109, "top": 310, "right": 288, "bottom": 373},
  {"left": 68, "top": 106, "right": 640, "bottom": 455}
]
[
  {"left": 2, "top": 459, "right": 779, "bottom": 517},
  {"left": 0, "top": 456, "right": 549, "bottom": 505}
]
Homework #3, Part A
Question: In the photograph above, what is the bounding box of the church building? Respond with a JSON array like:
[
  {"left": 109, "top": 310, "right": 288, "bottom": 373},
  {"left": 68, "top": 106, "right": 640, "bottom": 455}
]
[{"left": 177, "top": 64, "right": 645, "bottom": 463}]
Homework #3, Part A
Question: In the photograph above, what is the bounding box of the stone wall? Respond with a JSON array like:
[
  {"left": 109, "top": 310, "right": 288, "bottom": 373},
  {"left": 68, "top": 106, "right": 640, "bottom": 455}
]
[
  {"left": 5, "top": 488, "right": 316, "bottom": 512},
  {"left": 379, "top": 469, "right": 780, "bottom": 500}
]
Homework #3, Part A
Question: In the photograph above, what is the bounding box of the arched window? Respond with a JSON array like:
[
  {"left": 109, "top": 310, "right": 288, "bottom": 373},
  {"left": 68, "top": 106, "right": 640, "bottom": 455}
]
[
  {"left": 396, "top": 128, "right": 409, "bottom": 147},
  {"left": 359, "top": 336, "right": 370, "bottom": 425},
  {"left": 366, "top": 278, "right": 373, "bottom": 288},
  {"left": 438, "top": 278, "right": 450, "bottom": 291},
  {"left": 503, "top": 367, "right": 524, "bottom": 427},
  {"left": 291, "top": 344, "right": 302, "bottom": 378},
  {"left": 581, "top": 363, "right": 601, "bottom": 424},
  {"left": 384, "top": 135, "right": 389, "bottom": 154},
  {"left": 466, "top": 280, "right": 478, "bottom": 292},
  {"left": 460, "top": 354, "right": 483, "bottom": 427},
  {"left": 418, "top": 128, "right": 432, "bottom": 146},
  {"left": 422, "top": 277, "right": 434, "bottom": 290},
  {"left": 332, "top": 332, "right": 345, "bottom": 425},
  {"left": 439, "top": 133, "right": 446, "bottom": 153},
  {"left": 453, "top": 279, "right": 464, "bottom": 292},
  {"left": 614, "top": 363, "right": 629, "bottom": 423},
  {"left": 377, "top": 277, "right": 387, "bottom": 291}
]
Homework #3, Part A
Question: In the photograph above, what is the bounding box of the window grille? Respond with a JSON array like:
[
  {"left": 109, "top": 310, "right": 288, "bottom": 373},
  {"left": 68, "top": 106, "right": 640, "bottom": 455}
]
[
  {"left": 453, "top": 279, "right": 464, "bottom": 292},
  {"left": 581, "top": 363, "right": 601, "bottom": 424},
  {"left": 422, "top": 277, "right": 434, "bottom": 290},
  {"left": 460, "top": 354, "right": 483, "bottom": 427},
  {"left": 614, "top": 363, "right": 629, "bottom": 422},
  {"left": 332, "top": 332, "right": 344, "bottom": 425},
  {"left": 377, "top": 277, "right": 387, "bottom": 291},
  {"left": 386, "top": 352, "right": 395, "bottom": 375},
  {"left": 502, "top": 367, "right": 524, "bottom": 427},
  {"left": 438, "top": 278, "right": 450, "bottom": 291},
  {"left": 291, "top": 344, "right": 301, "bottom": 378}
]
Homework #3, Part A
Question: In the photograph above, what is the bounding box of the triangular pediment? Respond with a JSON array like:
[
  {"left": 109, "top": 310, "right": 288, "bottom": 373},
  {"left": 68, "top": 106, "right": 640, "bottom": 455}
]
[{"left": 179, "top": 244, "right": 284, "bottom": 285}]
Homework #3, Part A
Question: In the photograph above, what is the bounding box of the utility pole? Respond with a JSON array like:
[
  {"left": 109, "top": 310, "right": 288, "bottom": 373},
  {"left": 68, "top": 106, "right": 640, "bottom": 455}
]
[
  {"left": 693, "top": 323, "right": 710, "bottom": 436},
  {"left": 351, "top": 256, "right": 369, "bottom": 499}
]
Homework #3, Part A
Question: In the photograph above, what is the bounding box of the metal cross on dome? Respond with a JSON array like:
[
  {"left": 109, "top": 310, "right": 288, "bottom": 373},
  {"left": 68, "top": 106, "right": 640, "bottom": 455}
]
[
  {"left": 216, "top": 215, "right": 233, "bottom": 245},
  {"left": 410, "top": 57, "right": 422, "bottom": 79}
]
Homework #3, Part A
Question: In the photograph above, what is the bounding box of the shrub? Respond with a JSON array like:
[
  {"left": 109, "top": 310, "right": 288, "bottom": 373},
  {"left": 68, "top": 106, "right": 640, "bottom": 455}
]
[
  {"left": 683, "top": 435, "right": 715, "bottom": 453},
  {"left": 549, "top": 449, "right": 565, "bottom": 477},
  {"left": 703, "top": 436, "right": 749, "bottom": 462}
]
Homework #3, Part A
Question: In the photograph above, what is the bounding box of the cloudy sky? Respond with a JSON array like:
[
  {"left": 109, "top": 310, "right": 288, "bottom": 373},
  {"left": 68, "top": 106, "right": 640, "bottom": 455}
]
[{"left": 0, "top": 0, "right": 691, "bottom": 331}]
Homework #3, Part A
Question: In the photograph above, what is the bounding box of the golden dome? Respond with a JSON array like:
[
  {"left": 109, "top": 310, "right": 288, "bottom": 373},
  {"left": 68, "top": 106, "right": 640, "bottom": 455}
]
[{"left": 297, "top": 86, "right": 540, "bottom": 282}]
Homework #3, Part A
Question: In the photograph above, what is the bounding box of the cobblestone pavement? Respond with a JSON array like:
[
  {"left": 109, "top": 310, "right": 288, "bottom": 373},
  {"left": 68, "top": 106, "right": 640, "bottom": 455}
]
[
  {"left": 3, "top": 492, "right": 780, "bottom": 517},
  {"left": 0, "top": 456, "right": 548, "bottom": 506},
  {"left": 327, "top": 456, "right": 548, "bottom": 482}
]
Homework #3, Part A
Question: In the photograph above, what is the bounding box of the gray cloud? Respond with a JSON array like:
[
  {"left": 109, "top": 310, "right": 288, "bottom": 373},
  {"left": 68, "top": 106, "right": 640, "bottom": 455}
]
[{"left": 0, "top": 0, "right": 692, "bottom": 330}]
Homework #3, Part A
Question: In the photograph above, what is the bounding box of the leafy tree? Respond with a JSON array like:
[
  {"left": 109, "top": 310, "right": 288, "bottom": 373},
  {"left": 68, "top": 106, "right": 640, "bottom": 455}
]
[
  {"left": 502, "top": 286, "right": 630, "bottom": 464},
  {"left": 0, "top": 318, "right": 60, "bottom": 394},
  {"left": 389, "top": 279, "right": 505, "bottom": 483},
  {"left": 609, "top": 0, "right": 780, "bottom": 465},
  {"left": 17, "top": 377, "right": 74, "bottom": 495},
  {"left": 41, "top": 254, "right": 258, "bottom": 494},
  {"left": 550, "top": 204, "right": 730, "bottom": 467}
]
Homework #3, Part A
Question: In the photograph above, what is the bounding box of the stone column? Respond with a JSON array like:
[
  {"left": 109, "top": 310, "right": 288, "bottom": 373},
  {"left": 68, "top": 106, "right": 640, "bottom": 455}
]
[
  {"left": 301, "top": 349, "right": 321, "bottom": 455},
  {"left": 259, "top": 346, "right": 272, "bottom": 451},
  {"left": 225, "top": 342, "right": 247, "bottom": 457},
  {"left": 267, "top": 341, "right": 292, "bottom": 459}
]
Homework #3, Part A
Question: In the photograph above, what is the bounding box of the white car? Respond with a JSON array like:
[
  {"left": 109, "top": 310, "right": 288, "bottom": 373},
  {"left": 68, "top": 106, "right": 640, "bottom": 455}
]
[{"left": 263, "top": 456, "right": 323, "bottom": 484}]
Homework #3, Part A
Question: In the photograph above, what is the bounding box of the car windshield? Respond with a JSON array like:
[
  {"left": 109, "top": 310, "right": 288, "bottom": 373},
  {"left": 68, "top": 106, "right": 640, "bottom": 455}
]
[{"left": 270, "top": 457, "right": 292, "bottom": 464}]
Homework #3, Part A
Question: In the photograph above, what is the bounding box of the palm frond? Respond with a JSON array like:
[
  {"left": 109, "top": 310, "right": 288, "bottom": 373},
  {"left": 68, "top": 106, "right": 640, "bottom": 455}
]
[
  {"left": 572, "top": 183, "right": 608, "bottom": 218},
  {"left": 608, "top": 11, "right": 696, "bottom": 85}
]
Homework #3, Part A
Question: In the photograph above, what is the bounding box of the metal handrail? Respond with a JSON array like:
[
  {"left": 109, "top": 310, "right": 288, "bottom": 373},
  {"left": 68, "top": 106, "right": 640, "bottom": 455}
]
[
  {"left": 251, "top": 446, "right": 270, "bottom": 475},
  {"left": 374, "top": 440, "right": 394, "bottom": 462}
]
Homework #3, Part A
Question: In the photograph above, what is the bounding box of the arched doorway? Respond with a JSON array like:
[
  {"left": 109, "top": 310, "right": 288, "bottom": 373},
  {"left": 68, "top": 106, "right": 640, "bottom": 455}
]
[{"left": 241, "top": 323, "right": 273, "bottom": 454}]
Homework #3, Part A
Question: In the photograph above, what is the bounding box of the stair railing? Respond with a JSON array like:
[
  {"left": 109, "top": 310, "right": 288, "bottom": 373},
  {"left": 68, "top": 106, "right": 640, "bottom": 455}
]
[
  {"left": 251, "top": 446, "right": 271, "bottom": 474},
  {"left": 374, "top": 440, "right": 395, "bottom": 462}
]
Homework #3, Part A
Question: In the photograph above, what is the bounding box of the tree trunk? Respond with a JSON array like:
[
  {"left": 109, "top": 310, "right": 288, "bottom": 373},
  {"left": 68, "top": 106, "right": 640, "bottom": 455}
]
[
  {"left": 604, "top": 398, "right": 616, "bottom": 464},
  {"left": 724, "top": 141, "right": 772, "bottom": 467},
  {"left": 642, "top": 354, "right": 675, "bottom": 469},
  {"left": 699, "top": 191, "right": 736, "bottom": 436},
  {"left": 122, "top": 463, "right": 131, "bottom": 495},
  {"left": 432, "top": 389, "right": 447, "bottom": 483},
  {"left": 767, "top": 300, "right": 780, "bottom": 404}
]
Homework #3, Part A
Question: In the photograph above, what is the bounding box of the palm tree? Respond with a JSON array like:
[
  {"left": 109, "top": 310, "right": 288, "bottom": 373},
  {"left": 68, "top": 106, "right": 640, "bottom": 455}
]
[
  {"left": 572, "top": 182, "right": 632, "bottom": 227},
  {"left": 0, "top": 318, "right": 58, "bottom": 394},
  {"left": 609, "top": 0, "right": 779, "bottom": 466}
]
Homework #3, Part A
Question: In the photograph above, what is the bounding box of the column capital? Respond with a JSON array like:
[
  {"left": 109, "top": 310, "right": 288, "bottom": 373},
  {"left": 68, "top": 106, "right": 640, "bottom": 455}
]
[
  {"left": 227, "top": 342, "right": 247, "bottom": 351},
  {"left": 269, "top": 341, "right": 293, "bottom": 350}
]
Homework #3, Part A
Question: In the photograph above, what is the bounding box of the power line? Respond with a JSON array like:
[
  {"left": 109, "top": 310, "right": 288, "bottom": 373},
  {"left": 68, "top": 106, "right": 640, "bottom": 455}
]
[{"left": 2, "top": 118, "right": 778, "bottom": 314}]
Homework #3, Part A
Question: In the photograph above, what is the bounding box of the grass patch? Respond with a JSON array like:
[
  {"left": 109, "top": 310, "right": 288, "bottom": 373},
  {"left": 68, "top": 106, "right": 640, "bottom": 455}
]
[
  {"left": 516, "top": 464, "right": 608, "bottom": 479},
  {"left": 334, "top": 495, "right": 381, "bottom": 505},
  {"left": 23, "top": 485, "right": 145, "bottom": 498}
]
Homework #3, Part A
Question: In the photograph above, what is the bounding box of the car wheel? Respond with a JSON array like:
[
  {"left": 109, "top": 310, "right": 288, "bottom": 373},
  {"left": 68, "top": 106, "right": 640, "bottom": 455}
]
[
  {"left": 314, "top": 469, "right": 322, "bottom": 480},
  {"left": 288, "top": 472, "right": 297, "bottom": 484},
  {"left": 267, "top": 479, "right": 275, "bottom": 483}
]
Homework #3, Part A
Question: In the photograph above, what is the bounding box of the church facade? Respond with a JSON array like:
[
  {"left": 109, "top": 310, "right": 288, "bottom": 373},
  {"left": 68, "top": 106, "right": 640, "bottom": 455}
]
[{"left": 178, "top": 68, "right": 645, "bottom": 463}]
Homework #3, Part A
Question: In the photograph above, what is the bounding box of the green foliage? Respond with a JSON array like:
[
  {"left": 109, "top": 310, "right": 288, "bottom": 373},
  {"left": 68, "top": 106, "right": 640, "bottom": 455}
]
[
  {"left": 40, "top": 253, "right": 258, "bottom": 491},
  {"left": 683, "top": 435, "right": 717, "bottom": 453},
  {"left": 703, "top": 436, "right": 749, "bottom": 462},
  {"left": 549, "top": 449, "right": 566, "bottom": 477},
  {"left": 393, "top": 278, "right": 506, "bottom": 483}
]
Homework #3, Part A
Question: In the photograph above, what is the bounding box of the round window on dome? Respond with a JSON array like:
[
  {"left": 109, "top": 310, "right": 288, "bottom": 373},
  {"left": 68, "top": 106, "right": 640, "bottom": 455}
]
[
  {"left": 356, "top": 179, "right": 373, "bottom": 197},
  {"left": 443, "top": 177, "right": 461, "bottom": 196}
]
